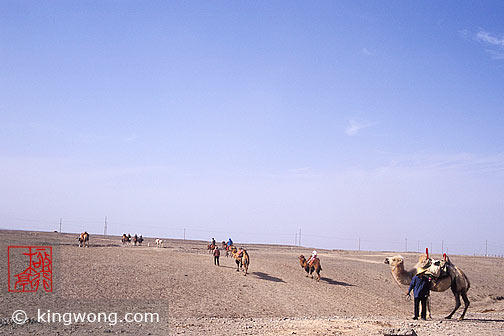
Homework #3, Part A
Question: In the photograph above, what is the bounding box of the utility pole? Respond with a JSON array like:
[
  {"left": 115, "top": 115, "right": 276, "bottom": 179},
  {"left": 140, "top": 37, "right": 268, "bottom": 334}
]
[
  {"left": 184, "top": 228, "right": 186, "bottom": 240},
  {"left": 104, "top": 216, "right": 108, "bottom": 236},
  {"left": 405, "top": 238, "right": 408, "bottom": 252},
  {"left": 358, "top": 238, "right": 361, "bottom": 251},
  {"left": 485, "top": 240, "right": 488, "bottom": 257},
  {"left": 59, "top": 218, "right": 62, "bottom": 233},
  {"left": 295, "top": 232, "right": 298, "bottom": 246},
  {"left": 299, "top": 229, "right": 301, "bottom": 247},
  {"left": 441, "top": 240, "right": 444, "bottom": 255}
]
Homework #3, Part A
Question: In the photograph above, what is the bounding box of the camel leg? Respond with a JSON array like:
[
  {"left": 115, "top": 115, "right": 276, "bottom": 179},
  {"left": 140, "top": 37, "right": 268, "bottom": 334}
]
[
  {"left": 426, "top": 297, "right": 432, "bottom": 319},
  {"left": 458, "top": 292, "right": 470, "bottom": 320},
  {"left": 445, "top": 288, "right": 461, "bottom": 319}
]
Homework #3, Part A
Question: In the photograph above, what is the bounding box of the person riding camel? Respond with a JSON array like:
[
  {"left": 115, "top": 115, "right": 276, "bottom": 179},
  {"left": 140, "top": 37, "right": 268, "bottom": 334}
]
[
  {"left": 237, "top": 247, "right": 244, "bottom": 258},
  {"left": 211, "top": 238, "right": 216, "bottom": 247},
  {"left": 227, "top": 238, "right": 233, "bottom": 246},
  {"left": 306, "top": 250, "right": 318, "bottom": 266}
]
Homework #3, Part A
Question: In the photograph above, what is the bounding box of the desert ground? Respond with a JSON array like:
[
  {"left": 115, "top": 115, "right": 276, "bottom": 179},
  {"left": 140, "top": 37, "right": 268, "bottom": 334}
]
[{"left": 1, "top": 230, "right": 503, "bottom": 335}]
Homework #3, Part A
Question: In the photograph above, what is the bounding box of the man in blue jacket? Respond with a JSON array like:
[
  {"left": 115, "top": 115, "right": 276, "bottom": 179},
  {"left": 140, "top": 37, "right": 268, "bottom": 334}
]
[{"left": 406, "top": 269, "right": 431, "bottom": 320}]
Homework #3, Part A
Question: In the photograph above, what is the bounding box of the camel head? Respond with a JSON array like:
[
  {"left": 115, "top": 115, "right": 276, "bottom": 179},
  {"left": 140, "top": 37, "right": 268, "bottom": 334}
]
[
  {"left": 299, "top": 255, "right": 306, "bottom": 267},
  {"left": 384, "top": 256, "right": 404, "bottom": 268}
]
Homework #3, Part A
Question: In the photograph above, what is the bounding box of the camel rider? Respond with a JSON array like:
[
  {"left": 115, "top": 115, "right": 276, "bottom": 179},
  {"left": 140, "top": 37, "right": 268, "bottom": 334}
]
[
  {"left": 237, "top": 247, "right": 244, "bottom": 257},
  {"left": 211, "top": 238, "right": 216, "bottom": 246},
  {"left": 307, "top": 251, "right": 318, "bottom": 266},
  {"left": 227, "top": 238, "right": 233, "bottom": 247}
]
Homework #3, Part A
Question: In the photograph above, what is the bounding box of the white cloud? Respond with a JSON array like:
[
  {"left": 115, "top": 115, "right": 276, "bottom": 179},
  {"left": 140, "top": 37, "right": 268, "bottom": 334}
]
[
  {"left": 468, "top": 29, "right": 504, "bottom": 60},
  {"left": 379, "top": 152, "right": 504, "bottom": 175},
  {"left": 361, "top": 48, "right": 374, "bottom": 56},
  {"left": 287, "top": 167, "right": 310, "bottom": 174},
  {"left": 345, "top": 119, "right": 373, "bottom": 136},
  {"left": 485, "top": 49, "right": 504, "bottom": 60},
  {"left": 476, "top": 30, "right": 504, "bottom": 47}
]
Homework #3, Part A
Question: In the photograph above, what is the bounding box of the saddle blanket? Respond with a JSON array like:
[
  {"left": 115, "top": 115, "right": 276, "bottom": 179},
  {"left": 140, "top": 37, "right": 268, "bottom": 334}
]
[{"left": 420, "top": 258, "right": 447, "bottom": 278}]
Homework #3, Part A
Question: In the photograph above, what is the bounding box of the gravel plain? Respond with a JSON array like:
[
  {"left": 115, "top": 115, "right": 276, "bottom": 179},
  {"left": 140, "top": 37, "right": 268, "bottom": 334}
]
[{"left": 1, "top": 230, "right": 503, "bottom": 335}]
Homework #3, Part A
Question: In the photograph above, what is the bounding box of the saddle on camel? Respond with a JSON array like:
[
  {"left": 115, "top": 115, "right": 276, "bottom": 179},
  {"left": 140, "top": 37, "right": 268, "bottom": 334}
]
[{"left": 417, "top": 248, "right": 449, "bottom": 279}]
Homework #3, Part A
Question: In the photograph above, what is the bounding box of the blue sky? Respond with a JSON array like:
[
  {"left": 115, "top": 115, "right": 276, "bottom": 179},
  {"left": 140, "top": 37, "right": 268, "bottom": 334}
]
[{"left": 1, "top": 1, "right": 503, "bottom": 255}]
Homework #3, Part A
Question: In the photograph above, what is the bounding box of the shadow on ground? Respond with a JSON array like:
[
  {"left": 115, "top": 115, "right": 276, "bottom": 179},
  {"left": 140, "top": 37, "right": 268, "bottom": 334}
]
[
  {"left": 462, "top": 318, "right": 504, "bottom": 323},
  {"left": 320, "top": 277, "right": 354, "bottom": 286},
  {"left": 252, "top": 272, "right": 286, "bottom": 283}
]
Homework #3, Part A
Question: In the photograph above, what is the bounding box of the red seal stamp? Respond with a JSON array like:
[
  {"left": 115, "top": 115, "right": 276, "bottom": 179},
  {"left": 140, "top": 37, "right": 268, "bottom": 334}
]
[{"left": 8, "top": 246, "right": 53, "bottom": 292}]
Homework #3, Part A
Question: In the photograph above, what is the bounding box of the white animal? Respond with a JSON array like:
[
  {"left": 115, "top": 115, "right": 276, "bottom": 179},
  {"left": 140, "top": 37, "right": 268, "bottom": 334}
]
[{"left": 155, "top": 239, "right": 164, "bottom": 248}]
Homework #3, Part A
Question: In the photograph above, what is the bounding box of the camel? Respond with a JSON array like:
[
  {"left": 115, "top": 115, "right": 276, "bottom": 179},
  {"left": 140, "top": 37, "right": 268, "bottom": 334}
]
[
  {"left": 121, "top": 234, "right": 130, "bottom": 246},
  {"left": 207, "top": 243, "right": 216, "bottom": 254},
  {"left": 230, "top": 246, "right": 250, "bottom": 276},
  {"left": 221, "top": 241, "right": 229, "bottom": 257},
  {"left": 155, "top": 239, "right": 164, "bottom": 248},
  {"left": 78, "top": 232, "right": 89, "bottom": 247},
  {"left": 299, "top": 255, "right": 322, "bottom": 281},
  {"left": 384, "top": 254, "right": 470, "bottom": 320}
]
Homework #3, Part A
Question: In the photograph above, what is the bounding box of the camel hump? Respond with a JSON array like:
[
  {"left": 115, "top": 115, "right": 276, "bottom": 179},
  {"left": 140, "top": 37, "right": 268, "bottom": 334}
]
[
  {"left": 444, "top": 254, "right": 452, "bottom": 264},
  {"left": 464, "top": 271, "right": 471, "bottom": 291}
]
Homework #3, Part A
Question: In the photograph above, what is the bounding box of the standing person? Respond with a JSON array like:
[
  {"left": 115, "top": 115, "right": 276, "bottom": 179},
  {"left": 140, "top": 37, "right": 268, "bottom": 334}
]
[
  {"left": 406, "top": 269, "right": 431, "bottom": 320},
  {"left": 213, "top": 246, "right": 220, "bottom": 266}
]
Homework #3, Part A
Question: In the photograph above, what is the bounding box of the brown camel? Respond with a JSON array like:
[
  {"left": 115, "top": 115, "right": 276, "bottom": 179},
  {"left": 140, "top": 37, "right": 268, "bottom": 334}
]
[
  {"left": 230, "top": 246, "right": 250, "bottom": 276},
  {"left": 121, "top": 234, "right": 130, "bottom": 246},
  {"left": 78, "top": 232, "right": 89, "bottom": 247},
  {"left": 221, "top": 241, "right": 229, "bottom": 257},
  {"left": 299, "top": 255, "right": 322, "bottom": 281},
  {"left": 384, "top": 254, "right": 470, "bottom": 320}
]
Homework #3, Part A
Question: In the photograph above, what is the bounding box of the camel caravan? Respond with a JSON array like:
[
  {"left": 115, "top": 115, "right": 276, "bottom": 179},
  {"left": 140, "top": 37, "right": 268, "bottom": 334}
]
[
  {"left": 384, "top": 248, "right": 470, "bottom": 320},
  {"left": 73, "top": 230, "right": 472, "bottom": 320},
  {"left": 121, "top": 233, "right": 144, "bottom": 246},
  {"left": 206, "top": 238, "right": 250, "bottom": 275}
]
